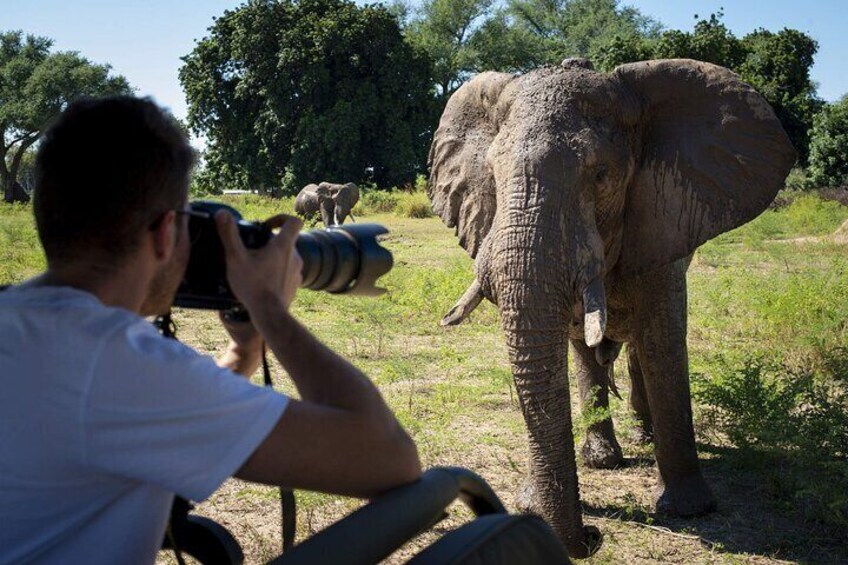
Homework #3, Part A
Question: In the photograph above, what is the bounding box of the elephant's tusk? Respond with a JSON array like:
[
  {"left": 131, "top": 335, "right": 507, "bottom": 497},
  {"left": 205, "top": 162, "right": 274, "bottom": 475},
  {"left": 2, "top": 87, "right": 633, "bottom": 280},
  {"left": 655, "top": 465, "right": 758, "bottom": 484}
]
[
  {"left": 583, "top": 277, "right": 607, "bottom": 347},
  {"left": 441, "top": 279, "right": 484, "bottom": 326},
  {"left": 608, "top": 365, "right": 622, "bottom": 400}
]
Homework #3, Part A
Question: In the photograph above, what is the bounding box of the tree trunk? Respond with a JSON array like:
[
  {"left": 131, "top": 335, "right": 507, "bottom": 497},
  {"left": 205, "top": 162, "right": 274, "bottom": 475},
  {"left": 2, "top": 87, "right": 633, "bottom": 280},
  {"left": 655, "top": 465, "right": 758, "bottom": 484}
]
[{"left": 0, "top": 134, "right": 38, "bottom": 202}]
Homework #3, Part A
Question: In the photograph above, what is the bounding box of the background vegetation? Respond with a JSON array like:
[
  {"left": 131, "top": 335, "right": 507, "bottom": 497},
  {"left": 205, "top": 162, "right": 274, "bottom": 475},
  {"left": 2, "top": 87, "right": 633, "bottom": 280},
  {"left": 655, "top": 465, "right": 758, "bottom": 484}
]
[
  {"left": 4, "top": 1, "right": 847, "bottom": 198},
  {"left": 180, "top": 0, "right": 435, "bottom": 195}
]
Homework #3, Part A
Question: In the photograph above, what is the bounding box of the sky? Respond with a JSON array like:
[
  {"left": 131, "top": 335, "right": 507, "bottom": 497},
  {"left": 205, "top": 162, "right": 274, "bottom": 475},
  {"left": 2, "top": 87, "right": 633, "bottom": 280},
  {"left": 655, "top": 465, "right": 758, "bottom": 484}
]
[{"left": 2, "top": 0, "right": 846, "bottom": 133}]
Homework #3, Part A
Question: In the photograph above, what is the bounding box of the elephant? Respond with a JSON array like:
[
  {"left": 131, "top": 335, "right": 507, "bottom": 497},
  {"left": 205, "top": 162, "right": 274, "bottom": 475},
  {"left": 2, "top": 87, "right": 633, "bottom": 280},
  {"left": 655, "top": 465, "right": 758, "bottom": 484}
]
[
  {"left": 427, "top": 58, "right": 795, "bottom": 557},
  {"left": 294, "top": 181, "right": 359, "bottom": 226}
]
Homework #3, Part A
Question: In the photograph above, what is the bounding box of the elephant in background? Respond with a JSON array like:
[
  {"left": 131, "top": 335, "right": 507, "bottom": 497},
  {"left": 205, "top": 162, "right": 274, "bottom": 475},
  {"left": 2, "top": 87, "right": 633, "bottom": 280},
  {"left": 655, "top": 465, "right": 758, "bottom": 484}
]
[
  {"left": 294, "top": 181, "right": 359, "bottom": 226},
  {"left": 428, "top": 58, "right": 795, "bottom": 557}
]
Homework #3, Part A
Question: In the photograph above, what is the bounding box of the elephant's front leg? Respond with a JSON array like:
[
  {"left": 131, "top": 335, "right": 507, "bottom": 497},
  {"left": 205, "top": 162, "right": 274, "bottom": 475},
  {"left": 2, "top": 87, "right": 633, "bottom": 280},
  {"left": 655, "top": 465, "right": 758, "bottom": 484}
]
[
  {"left": 572, "top": 338, "right": 623, "bottom": 469},
  {"left": 630, "top": 260, "right": 715, "bottom": 516}
]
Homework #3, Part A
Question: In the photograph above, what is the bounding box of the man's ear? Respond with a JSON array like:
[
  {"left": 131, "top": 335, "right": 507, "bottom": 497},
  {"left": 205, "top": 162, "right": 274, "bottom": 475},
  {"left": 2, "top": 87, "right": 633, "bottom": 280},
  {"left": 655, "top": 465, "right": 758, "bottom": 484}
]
[{"left": 150, "top": 210, "right": 178, "bottom": 261}]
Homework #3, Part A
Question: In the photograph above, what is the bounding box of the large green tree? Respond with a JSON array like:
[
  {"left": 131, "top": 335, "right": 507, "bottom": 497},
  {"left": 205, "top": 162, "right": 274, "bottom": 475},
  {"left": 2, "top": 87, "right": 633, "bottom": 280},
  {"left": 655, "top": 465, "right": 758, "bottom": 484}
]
[
  {"left": 403, "top": 0, "right": 658, "bottom": 123},
  {"left": 738, "top": 28, "right": 822, "bottom": 162},
  {"left": 180, "top": 0, "right": 434, "bottom": 195},
  {"left": 0, "top": 31, "right": 131, "bottom": 203},
  {"left": 808, "top": 95, "right": 848, "bottom": 188}
]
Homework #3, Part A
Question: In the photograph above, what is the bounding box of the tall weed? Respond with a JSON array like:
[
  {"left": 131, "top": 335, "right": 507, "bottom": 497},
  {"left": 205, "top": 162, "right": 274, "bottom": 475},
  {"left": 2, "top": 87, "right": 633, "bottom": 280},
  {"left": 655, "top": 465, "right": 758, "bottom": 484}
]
[{"left": 721, "top": 193, "right": 848, "bottom": 244}]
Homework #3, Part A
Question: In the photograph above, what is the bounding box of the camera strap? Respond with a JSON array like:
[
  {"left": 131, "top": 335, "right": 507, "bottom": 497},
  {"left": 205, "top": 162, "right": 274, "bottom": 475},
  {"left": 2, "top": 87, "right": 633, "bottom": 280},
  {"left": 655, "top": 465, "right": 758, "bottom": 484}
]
[{"left": 261, "top": 342, "right": 298, "bottom": 552}]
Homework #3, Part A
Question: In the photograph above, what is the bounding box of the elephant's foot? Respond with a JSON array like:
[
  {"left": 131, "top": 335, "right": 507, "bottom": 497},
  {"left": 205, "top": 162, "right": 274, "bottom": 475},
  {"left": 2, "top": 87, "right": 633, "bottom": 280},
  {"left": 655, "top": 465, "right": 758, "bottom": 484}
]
[
  {"left": 654, "top": 473, "right": 716, "bottom": 517},
  {"left": 568, "top": 525, "right": 603, "bottom": 559},
  {"left": 514, "top": 478, "right": 602, "bottom": 558},
  {"left": 632, "top": 422, "right": 654, "bottom": 444},
  {"left": 581, "top": 429, "right": 623, "bottom": 469},
  {"left": 514, "top": 478, "right": 538, "bottom": 514}
]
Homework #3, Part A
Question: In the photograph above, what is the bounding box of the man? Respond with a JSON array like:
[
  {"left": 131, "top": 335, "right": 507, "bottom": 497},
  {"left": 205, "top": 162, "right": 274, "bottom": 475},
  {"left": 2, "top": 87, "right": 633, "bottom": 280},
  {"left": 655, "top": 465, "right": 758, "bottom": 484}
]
[{"left": 0, "top": 97, "right": 420, "bottom": 564}]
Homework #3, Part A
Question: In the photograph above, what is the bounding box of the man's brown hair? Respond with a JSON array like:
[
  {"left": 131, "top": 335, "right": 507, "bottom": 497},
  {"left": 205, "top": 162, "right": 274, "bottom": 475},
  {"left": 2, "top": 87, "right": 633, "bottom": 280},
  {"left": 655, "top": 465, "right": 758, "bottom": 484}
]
[{"left": 34, "top": 97, "right": 196, "bottom": 266}]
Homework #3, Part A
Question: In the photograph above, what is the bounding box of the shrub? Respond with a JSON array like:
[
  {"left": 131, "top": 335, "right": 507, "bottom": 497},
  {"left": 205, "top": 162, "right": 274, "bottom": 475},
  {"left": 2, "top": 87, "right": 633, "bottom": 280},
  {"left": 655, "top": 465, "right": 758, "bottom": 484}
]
[
  {"left": 394, "top": 191, "right": 434, "bottom": 218},
  {"left": 783, "top": 167, "right": 811, "bottom": 192},
  {"left": 355, "top": 181, "right": 434, "bottom": 218},
  {"left": 358, "top": 189, "right": 400, "bottom": 214},
  {"left": 693, "top": 351, "right": 848, "bottom": 531}
]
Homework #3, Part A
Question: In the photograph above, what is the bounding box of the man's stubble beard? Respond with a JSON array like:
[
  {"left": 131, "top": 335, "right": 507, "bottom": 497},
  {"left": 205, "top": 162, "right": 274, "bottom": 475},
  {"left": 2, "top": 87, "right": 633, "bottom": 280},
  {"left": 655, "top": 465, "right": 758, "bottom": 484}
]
[{"left": 140, "top": 232, "right": 190, "bottom": 317}]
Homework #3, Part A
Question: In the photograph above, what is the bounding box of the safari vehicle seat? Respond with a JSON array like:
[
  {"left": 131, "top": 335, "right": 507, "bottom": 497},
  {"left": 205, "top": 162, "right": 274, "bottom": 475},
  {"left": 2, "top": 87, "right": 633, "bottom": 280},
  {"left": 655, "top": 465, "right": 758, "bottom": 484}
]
[{"left": 164, "top": 466, "right": 572, "bottom": 564}]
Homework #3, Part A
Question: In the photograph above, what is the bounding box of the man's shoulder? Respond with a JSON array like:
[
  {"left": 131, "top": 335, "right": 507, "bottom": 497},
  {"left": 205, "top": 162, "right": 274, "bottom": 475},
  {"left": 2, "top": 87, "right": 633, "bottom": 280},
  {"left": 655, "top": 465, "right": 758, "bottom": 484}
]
[{"left": 1, "top": 284, "right": 201, "bottom": 367}]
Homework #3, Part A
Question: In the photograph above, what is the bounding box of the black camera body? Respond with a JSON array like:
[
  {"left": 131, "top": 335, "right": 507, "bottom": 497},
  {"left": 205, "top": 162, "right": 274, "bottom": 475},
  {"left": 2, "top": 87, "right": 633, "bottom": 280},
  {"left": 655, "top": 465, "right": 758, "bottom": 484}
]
[{"left": 173, "top": 201, "right": 393, "bottom": 310}]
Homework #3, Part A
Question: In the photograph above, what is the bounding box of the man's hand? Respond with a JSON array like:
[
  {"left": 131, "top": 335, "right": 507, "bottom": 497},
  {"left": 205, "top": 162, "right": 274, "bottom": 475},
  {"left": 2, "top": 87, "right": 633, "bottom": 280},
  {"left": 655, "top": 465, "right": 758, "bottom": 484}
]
[
  {"left": 215, "top": 211, "right": 304, "bottom": 313},
  {"left": 217, "top": 311, "right": 263, "bottom": 377}
]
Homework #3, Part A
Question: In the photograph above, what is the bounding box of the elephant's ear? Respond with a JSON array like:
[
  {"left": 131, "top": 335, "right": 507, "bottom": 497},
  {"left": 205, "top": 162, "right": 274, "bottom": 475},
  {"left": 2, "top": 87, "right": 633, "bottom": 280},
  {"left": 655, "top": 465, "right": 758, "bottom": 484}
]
[
  {"left": 428, "top": 72, "right": 516, "bottom": 258},
  {"left": 613, "top": 59, "right": 796, "bottom": 275}
]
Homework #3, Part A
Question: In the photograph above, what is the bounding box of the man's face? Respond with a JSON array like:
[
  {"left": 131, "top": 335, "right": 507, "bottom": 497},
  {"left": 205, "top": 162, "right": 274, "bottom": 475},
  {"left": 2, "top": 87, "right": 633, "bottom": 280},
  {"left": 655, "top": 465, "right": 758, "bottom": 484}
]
[{"left": 140, "top": 207, "right": 191, "bottom": 316}]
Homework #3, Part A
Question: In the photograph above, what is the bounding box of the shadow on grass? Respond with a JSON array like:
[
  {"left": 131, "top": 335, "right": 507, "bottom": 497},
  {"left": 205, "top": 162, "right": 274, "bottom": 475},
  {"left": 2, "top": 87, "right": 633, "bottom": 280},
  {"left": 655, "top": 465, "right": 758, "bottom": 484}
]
[{"left": 584, "top": 443, "right": 848, "bottom": 565}]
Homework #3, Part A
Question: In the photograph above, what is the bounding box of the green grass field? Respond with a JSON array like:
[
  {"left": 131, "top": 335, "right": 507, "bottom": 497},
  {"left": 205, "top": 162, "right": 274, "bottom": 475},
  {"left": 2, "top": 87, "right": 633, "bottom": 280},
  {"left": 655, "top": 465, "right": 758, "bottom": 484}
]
[{"left": 2, "top": 194, "right": 847, "bottom": 564}]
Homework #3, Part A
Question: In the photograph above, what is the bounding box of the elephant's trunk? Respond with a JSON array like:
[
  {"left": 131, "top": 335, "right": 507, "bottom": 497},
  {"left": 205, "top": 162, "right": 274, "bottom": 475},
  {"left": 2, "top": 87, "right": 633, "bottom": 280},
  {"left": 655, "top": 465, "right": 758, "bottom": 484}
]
[
  {"left": 319, "top": 197, "right": 335, "bottom": 227},
  {"left": 499, "top": 294, "right": 600, "bottom": 557},
  {"left": 485, "top": 144, "right": 606, "bottom": 557},
  {"left": 490, "top": 220, "right": 601, "bottom": 556}
]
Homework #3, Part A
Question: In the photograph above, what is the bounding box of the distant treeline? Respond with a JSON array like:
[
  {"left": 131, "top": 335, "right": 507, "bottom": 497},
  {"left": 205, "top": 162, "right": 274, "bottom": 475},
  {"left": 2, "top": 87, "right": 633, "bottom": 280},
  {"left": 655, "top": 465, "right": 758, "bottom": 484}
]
[{"left": 3, "top": 1, "right": 846, "bottom": 203}]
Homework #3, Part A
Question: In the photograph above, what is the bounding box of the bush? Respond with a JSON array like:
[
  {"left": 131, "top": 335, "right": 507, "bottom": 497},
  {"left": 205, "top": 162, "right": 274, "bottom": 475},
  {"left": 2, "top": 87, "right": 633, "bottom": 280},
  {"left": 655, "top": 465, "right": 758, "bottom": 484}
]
[
  {"left": 783, "top": 167, "right": 811, "bottom": 192},
  {"left": 808, "top": 95, "right": 848, "bottom": 188},
  {"left": 354, "top": 181, "right": 434, "bottom": 218},
  {"left": 693, "top": 351, "right": 848, "bottom": 531},
  {"left": 358, "top": 189, "right": 400, "bottom": 215},
  {"left": 394, "top": 191, "right": 434, "bottom": 218}
]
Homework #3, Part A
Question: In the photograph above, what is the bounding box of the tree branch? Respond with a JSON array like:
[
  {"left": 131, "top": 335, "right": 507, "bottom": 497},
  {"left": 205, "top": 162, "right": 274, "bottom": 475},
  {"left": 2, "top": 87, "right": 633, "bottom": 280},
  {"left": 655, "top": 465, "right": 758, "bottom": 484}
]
[{"left": 4, "top": 131, "right": 38, "bottom": 152}]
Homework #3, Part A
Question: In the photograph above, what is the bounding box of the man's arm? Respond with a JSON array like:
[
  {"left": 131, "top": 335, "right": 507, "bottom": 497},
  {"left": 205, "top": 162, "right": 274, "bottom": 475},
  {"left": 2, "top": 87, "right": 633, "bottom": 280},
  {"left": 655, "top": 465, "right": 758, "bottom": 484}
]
[{"left": 215, "top": 212, "right": 421, "bottom": 497}]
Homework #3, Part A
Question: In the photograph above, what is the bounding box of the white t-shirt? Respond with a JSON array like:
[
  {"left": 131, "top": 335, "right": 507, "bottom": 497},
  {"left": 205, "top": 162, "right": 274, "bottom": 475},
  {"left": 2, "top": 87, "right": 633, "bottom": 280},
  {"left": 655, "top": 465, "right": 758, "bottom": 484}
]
[{"left": 0, "top": 285, "right": 289, "bottom": 564}]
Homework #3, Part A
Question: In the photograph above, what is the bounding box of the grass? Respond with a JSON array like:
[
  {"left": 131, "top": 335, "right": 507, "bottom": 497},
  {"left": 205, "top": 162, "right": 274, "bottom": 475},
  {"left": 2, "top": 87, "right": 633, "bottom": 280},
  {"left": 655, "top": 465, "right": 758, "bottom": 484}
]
[{"left": 3, "top": 194, "right": 848, "bottom": 564}]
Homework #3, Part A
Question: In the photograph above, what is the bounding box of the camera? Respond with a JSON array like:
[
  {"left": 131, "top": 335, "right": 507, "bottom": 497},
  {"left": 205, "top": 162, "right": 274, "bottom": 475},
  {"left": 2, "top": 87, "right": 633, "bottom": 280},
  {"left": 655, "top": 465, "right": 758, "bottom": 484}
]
[{"left": 173, "top": 201, "right": 393, "bottom": 310}]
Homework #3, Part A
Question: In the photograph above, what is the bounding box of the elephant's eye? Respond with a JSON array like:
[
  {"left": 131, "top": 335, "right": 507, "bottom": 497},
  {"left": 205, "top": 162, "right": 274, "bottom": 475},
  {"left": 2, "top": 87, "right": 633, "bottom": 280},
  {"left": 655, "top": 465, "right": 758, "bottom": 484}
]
[{"left": 595, "top": 165, "right": 608, "bottom": 184}]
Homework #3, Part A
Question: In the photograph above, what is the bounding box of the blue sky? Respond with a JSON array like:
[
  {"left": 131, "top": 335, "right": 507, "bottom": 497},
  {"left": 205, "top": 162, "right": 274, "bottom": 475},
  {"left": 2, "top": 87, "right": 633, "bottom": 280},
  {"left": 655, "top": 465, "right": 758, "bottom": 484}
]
[{"left": 3, "top": 0, "right": 845, "bottom": 130}]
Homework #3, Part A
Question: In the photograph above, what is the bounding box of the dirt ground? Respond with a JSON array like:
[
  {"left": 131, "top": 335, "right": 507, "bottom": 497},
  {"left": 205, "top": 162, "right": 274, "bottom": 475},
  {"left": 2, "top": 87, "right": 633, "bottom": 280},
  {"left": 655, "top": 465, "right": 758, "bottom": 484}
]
[
  {"left": 171, "top": 431, "right": 846, "bottom": 564},
  {"left": 154, "top": 211, "right": 847, "bottom": 565}
]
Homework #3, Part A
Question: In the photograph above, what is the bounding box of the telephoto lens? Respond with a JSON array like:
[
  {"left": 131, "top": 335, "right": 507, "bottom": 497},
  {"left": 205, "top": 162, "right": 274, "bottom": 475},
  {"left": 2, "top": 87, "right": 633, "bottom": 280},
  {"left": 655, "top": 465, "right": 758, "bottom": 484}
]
[{"left": 172, "top": 201, "right": 393, "bottom": 311}]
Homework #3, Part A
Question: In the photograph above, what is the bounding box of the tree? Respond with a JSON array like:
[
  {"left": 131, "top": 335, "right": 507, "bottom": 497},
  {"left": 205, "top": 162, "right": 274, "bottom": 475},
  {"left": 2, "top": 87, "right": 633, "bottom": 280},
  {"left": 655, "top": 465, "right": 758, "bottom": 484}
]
[
  {"left": 738, "top": 29, "right": 822, "bottom": 163},
  {"left": 180, "top": 0, "right": 435, "bottom": 195},
  {"left": 0, "top": 31, "right": 131, "bottom": 202},
  {"left": 808, "top": 95, "right": 848, "bottom": 188},
  {"left": 405, "top": 0, "right": 494, "bottom": 102},
  {"left": 595, "top": 13, "right": 819, "bottom": 162},
  {"left": 505, "top": 0, "right": 660, "bottom": 65},
  {"left": 598, "top": 11, "right": 745, "bottom": 71},
  {"left": 468, "top": 10, "right": 548, "bottom": 73}
]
